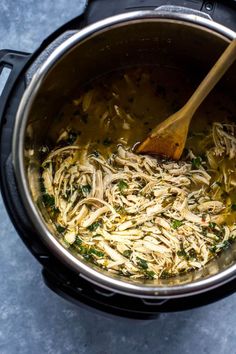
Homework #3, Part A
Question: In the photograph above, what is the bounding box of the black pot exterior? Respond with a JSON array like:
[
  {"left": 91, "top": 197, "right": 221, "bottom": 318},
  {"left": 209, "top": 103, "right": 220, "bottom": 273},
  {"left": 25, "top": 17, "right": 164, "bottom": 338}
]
[{"left": 1, "top": 0, "right": 236, "bottom": 317}]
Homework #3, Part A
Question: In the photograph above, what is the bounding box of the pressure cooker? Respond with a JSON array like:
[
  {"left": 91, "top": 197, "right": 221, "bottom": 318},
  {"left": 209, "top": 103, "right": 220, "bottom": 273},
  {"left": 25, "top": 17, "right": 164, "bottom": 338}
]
[{"left": 1, "top": 0, "right": 236, "bottom": 319}]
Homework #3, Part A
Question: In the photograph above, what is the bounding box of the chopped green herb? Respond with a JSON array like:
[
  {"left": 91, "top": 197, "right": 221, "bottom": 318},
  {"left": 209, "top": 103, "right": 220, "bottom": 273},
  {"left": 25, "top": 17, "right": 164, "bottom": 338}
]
[
  {"left": 75, "top": 236, "right": 82, "bottom": 245},
  {"left": 77, "top": 244, "right": 104, "bottom": 259},
  {"left": 92, "top": 234, "right": 102, "bottom": 238},
  {"left": 171, "top": 219, "right": 183, "bottom": 229},
  {"left": 177, "top": 249, "right": 187, "bottom": 258},
  {"left": 160, "top": 270, "right": 171, "bottom": 279},
  {"left": 210, "top": 239, "right": 232, "bottom": 253},
  {"left": 63, "top": 239, "right": 70, "bottom": 247},
  {"left": 215, "top": 228, "right": 224, "bottom": 240},
  {"left": 210, "top": 245, "right": 217, "bottom": 253},
  {"left": 118, "top": 180, "right": 128, "bottom": 192},
  {"left": 78, "top": 245, "right": 92, "bottom": 261},
  {"left": 137, "top": 257, "right": 148, "bottom": 270},
  {"left": 56, "top": 225, "right": 66, "bottom": 234},
  {"left": 89, "top": 248, "right": 104, "bottom": 258},
  {"left": 42, "top": 193, "right": 55, "bottom": 208},
  {"left": 189, "top": 248, "right": 197, "bottom": 259},
  {"left": 87, "top": 221, "right": 102, "bottom": 232},
  {"left": 123, "top": 250, "right": 132, "bottom": 258},
  {"left": 222, "top": 240, "right": 231, "bottom": 250},
  {"left": 177, "top": 246, "right": 197, "bottom": 260},
  {"left": 216, "top": 181, "right": 222, "bottom": 187},
  {"left": 145, "top": 270, "right": 155, "bottom": 279},
  {"left": 81, "top": 184, "right": 91, "bottom": 195},
  {"left": 209, "top": 222, "right": 217, "bottom": 229},
  {"left": 192, "top": 156, "right": 202, "bottom": 169}
]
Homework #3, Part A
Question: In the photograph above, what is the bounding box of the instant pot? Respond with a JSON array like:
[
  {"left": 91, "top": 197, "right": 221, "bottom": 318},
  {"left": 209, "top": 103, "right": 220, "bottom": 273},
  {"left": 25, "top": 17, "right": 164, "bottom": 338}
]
[{"left": 1, "top": 0, "right": 236, "bottom": 319}]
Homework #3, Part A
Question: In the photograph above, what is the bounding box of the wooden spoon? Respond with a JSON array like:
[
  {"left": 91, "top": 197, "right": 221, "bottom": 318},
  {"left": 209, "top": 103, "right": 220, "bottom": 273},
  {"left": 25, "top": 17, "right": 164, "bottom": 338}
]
[{"left": 136, "top": 38, "right": 236, "bottom": 160}]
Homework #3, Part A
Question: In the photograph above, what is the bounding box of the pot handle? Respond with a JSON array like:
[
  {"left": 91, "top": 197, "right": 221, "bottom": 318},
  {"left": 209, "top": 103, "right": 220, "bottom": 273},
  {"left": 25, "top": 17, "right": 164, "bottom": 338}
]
[
  {"left": 154, "top": 5, "right": 213, "bottom": 21},
  {"left": 0, "top": 50, "right": 30, "bottom": 121}
]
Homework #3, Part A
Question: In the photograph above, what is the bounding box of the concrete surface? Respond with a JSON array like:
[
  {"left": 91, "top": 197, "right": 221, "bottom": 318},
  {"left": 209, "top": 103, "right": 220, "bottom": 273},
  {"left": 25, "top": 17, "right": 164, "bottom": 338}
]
[{"left": 0, "top": 1, "right": 236, "bottom": 353}]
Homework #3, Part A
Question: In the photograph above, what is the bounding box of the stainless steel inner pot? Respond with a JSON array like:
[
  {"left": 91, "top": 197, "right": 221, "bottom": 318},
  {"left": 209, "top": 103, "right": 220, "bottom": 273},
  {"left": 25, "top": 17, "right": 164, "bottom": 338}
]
[{"left": 13, "top": 7, "right": 236, "bottom": 298}]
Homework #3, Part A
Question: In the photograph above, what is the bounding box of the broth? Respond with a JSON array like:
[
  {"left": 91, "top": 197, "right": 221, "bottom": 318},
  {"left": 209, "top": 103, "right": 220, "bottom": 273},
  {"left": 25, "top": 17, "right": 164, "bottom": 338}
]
[{"left": 48, "top": 67, "right": 236, "bottom": 156}]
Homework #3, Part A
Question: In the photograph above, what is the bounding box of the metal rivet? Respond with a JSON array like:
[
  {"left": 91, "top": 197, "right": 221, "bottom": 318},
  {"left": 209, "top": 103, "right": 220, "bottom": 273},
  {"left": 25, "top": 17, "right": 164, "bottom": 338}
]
[{"left": 205, "top": 2, "right": 213, "bottom": 11}]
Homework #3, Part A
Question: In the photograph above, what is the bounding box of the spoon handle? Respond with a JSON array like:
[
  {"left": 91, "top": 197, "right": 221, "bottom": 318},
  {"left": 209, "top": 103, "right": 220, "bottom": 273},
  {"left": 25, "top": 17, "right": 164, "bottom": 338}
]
[{"left": 183, "top": 38, "right": 236, "bottom": 117}]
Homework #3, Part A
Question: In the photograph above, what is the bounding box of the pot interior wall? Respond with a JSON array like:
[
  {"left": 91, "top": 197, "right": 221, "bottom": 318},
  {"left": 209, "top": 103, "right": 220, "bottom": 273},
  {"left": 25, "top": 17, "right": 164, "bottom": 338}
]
[{"left": 25, "top": 18, "right": 236, "bottom": 287}]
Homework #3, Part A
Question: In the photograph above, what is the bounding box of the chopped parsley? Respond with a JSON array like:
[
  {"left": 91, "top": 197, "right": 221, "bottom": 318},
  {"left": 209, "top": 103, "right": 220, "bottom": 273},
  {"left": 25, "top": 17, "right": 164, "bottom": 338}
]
[
  {"left": 210, "top": 239, "right": 232, "bottom": 253},
  {"left": 209, "top": 222, "right": 217, "bottom": 229},
  {"left": 81, "top": 184, "right": 91, "bottom": 195},
  {"left": 89, "top": 248, "right": 104, "bottom": 258},
  {"left": 75, "top": 236, "right": 83, "bottom": 245},
  {"left": 87, "top": 221, "right": 102, "bottom": 232},
  {"left": 118, "top": 180, "right": 128, "bottom": 192},
  {"left": 42, "top": 193, "right": 55, "bottom": 208},
  {"left": 76, "top": 244, "right": 104, "bottom": 259},
  {"left": 171, "top": 219, "right": 183, "bottom": 229},
  {"left": 160, "top": 270, "right": 171, "bottom": 279},
  {"left": 123, "top": 250, "right": 132, "bottom": 258},
  {"left": 222, "top": 240, "right": 232, "bottom": 250},
  {"left": 137, "top": 257, "right": 148, "bottom": 270},
  {"left": 177, "top": 249, "right": 187, "bottom": 258},
  {"left": 209, "top": 245, "right": 217, "bottom": 253},
  {"left": 145, "top": 270, "right": 155, "bottom": 279},
  {"left": 191, "top": 156, "right": 202, "bottom": 169},
  {"left": 177, "top": 247, "right": 197, "bottom": 260},
  {"left": 188, "top": 248, "right": 197, "bottom": 259},
  {"left": 79, "top": 246, "right": 92, "bottom": 260},
  {"left": 56, "top": 225, "right": 67, "bottom": 234}
]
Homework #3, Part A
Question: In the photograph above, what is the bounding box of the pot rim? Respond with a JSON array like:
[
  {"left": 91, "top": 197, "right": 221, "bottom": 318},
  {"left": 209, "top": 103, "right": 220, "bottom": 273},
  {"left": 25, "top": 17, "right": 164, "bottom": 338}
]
[{"left": 12, "top": 9, "right": 236, "bottom": 298}]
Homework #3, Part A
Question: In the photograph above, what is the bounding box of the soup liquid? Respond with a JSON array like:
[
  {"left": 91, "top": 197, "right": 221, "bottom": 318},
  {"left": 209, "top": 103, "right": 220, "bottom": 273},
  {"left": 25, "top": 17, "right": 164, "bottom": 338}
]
[{"left": 50, "top": 66, "right": 236, "bottom": 156}]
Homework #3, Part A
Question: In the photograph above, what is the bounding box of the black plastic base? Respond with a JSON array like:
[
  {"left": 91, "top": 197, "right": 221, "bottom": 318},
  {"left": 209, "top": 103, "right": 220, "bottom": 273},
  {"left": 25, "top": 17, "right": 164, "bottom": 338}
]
[
  {"left": 43, "top": 268, "right": 236, "bottom": 319},
  {"left": 1, "top": 0, "right": 236, "bottom": 318}
]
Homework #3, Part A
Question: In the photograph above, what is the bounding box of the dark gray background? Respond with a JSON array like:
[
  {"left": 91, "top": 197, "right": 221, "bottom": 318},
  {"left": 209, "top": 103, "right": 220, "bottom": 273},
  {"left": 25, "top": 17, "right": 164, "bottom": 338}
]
[{"left": 0, "top": 1, "right": 235, "bottom": 353}]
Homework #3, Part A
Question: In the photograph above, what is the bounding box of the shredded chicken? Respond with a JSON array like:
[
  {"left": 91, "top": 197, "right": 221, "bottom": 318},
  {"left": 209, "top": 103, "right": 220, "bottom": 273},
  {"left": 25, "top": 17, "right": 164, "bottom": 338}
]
[{"left": 40, "top": 122, "right": 236, "bottom": 279}]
